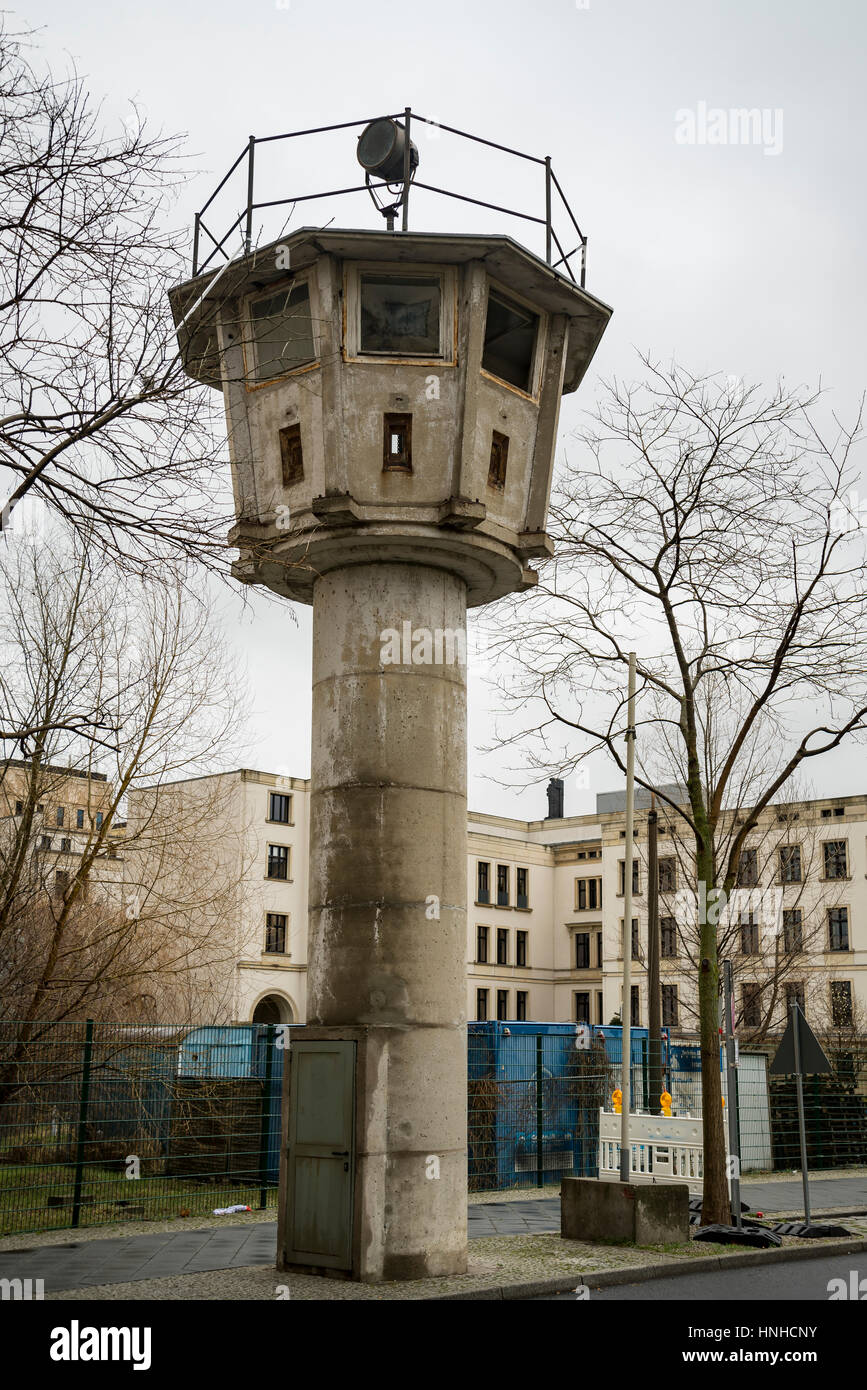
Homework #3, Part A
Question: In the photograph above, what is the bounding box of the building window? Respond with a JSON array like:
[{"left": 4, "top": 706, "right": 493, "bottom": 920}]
[
  {"left": 618, "top": 860, "right": 641, "bottom": 895},
  {"left": 249, "top": 281, "right": 315, "bottom": 381},
  {"left": 779, "top": 845, "right": 802, "bottom": 884},
  {"left": 741, "top": 983, "right": 762, "bottom": 1029},
  {"left": 496, "top": 989, "right": 509, "bottom": 1021},
  {"left": 53, "top": 869, "right": 68, "bottom": 900},
  {"left": 269, "top": 792, "right": 291, "bottom": 824},
  {"left": 823, "top": 840, "right": 848, "bottom": 880},
  {"left": 831, "top": 981, "right": 853, "bottom": 1027},
  {"left": 477, "top": 862, "right": 490, "bottom": 904},
  {"left": 476, "top": 988, "right": 489, "bottom": 1021},
  {"left": 785, "top": 981, "right": 805, "bottom": 1015},
  {"left": 828, "top": 906, "right": 850, "bottom": 952},
  {"left": 497, "top": 864, "right": 510, "bottom": 907},
  {"left": 476, "top": 924, "right": 489, "bottom": 964},
  {"left": 383, "top": 412, "right": 412, "bottom": 472},
  {"left": 265, "top": 913, "right": 287, "bottom": 954},
  {"left": 488, "top": 431, "right": 509, "bottom": 490},
  {"left": 40, "top": 835, "right": 52, "bottom": 851},
  {"left": 360, "top": 273, "right": 441, "bottom": 355},
  {"left": 267, "top": 844, "right": 289, "bottom": 880},
  {"left": 575, "top": 932, "right": 591, "bottom": 969},
  {"left": 95, "top": 812, "right": 103, "bottom": 829},
  {"left": 630, "top": 985, "right": 640, "bottom": 1026},
  {"left": 574, "top": 991, "right": 590, "bottom": 1024},
  {"left": 658, "top": 857, "right": 677, "bottom": 893},
  {"left": 661, "top": 916, "right": 678, "bottom": 958},
  {"left": 482, "top": 288, "right": 539, "bottom": 393},
  {"left": 56, "top": 806, "right": 64, "bottom": 827},
  {"left": 782, "top": 909, "right": 803, "bottom": 953},
  {"left": 14, "top": 799, "right": 23, "bottom": 814},
  {"left": 496, "top": 928, "right": 509, "bottom": 966},
  {"left": 662, "top": 983, "right": 679, "bottom": 1028},
  {"left": 516, "top": 991, "right": 528, "bottom": 1022},
  {"left": 739, "top": 913, "right": 759, "bottom": 955},
  {"left": 576, "top": 877, "right": 601, "bottom": 911},
  {"left": 279, "top": 424, "right": 304, "bottom": 485},
  {"left": 76, "top": 808, "right": 85, "bottom": 829},
  {"left": 60, "top": 837, "right": 71, "bottom": 852},
  {"left": 516, "top": 867, "right": 529, "bottom": 909},
  {"left": 736, "top": 847, "right": 758, "bottom": 888},
  {"left": 596, "top": 931, "right": 603, "bottom": 968},
  {"left": 516, "top": 930, "right": 528, "bottom": 967}
]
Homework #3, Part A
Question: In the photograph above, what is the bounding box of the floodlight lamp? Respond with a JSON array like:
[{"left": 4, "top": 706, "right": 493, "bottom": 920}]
[{"left": 357, "top": 118, "right": 419, "bottom": 183}]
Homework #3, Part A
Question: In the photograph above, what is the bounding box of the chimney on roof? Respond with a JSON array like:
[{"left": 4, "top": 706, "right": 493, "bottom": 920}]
[{"left": 546, "top": 778, "right": 565, "bottom": 819}]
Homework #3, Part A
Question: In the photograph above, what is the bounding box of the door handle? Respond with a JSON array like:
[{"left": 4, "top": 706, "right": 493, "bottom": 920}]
[{"left": 331, "top": 1150, "right": 349, "bottom": 1156}]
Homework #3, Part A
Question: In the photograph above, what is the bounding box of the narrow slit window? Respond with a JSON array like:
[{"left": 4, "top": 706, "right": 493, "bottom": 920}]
[
  {"left": 279, "top": 424, "right": 304, "bottom": 485},
  {"left": 383, "top": 413, "right": 412, "bottom": 471},
  {"left": 488, "top": 431, "right": 509, "bottom": 490}
]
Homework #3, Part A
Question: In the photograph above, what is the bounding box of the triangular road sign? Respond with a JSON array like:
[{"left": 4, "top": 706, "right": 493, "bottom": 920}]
[{"left": 769, "top": 1006, "right": 832, "bottom": 1076}]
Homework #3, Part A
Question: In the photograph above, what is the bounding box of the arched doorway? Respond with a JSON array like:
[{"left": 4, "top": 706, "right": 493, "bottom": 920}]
[{"left": 252, "top": 994, "right": 294, "bottom": 1025}]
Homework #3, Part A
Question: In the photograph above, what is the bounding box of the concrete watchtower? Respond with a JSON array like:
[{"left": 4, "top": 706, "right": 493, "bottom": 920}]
[{"left": 170, "top": 112, "right": 611, "bottom": 1282}]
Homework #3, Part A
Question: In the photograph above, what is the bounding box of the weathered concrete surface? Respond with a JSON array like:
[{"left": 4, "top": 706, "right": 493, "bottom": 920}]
[
  {"left": 561, "top": 1178, "right": 690, "bottom": 1246},
  {"left": 300, "top": 562, "right": 469, "bottom": 1280}
]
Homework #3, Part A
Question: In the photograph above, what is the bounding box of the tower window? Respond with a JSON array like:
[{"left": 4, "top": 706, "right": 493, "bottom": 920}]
[
  {"left": 383, "top": 413, "right": 412, "bottom": 472},
  {"left": 488, "top": 431, "right": 509, "bottom": 490},
  {"left": 360, "top": 274, "right": 441, "bottom": 355},
  {"left": 279, "top": 424, "right": 304, "bottom": 485},
  {"left": 249, "top": 281, "right": 315, "bottom": 381},
  {"left": 482, "top": 289, "right": 539, "bottom": 393}
]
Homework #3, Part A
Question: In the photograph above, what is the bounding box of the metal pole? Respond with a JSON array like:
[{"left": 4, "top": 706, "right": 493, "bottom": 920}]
[
  {"left": 193, "top": 214, "right": 201, "bottom": 276},
  {"left": 536, "top": 1033, "right": 544, "bottom": 1188},
  {"left": 71, "top": 1018, "right": 94, "bottom": 1230},
  {"left": 792, "top": 1002, "right": 811, "bottom": 1226},
  {"left": 402, "top": 107, "right": 412, "bottom": 232},
  {"left": 619, "top": 652, "right": 637, "bottom": 1181},
  {"left": 258, "top": 1024, "right": 276, "bottom": 1210},
  {"left": 723, "top": 961, "right": 742, "bottom": 1229},
  {"left": 544, "top": 157, "right": 552, "bottom": 265},
  {"left": 245, "top": 136, "right": 255, "bottom": 254},
  {"left": 647, "top": 801, "right": 662, "bottom": 1114},
  {"left": 581, "top": 237, "right": 587, "bottom": 289}
]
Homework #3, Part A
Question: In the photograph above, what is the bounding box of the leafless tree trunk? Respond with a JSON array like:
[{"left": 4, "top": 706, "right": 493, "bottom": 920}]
[{"left": 490, "top": 357, "right": 867, "bottom": 1223}]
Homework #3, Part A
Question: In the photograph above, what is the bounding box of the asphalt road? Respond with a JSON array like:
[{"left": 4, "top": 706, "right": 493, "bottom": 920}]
[{"left": 538, "top": 1252, "right": 866, "bottom": 1299}]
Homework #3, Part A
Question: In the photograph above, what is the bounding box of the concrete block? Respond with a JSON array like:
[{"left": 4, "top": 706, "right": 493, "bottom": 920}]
[{"left": 561, "top": 1177, "right": 689, "bottom": 1246}]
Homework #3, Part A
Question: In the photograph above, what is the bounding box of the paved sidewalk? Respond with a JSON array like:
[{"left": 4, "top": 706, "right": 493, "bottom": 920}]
[{"left": 2, "top": 1175, "right": 865, "bottom": 1294}]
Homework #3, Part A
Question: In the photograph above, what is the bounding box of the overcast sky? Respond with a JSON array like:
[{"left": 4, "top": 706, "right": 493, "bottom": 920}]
[{"left": 21, "top": 0, "right": 867, "bottom": 816}]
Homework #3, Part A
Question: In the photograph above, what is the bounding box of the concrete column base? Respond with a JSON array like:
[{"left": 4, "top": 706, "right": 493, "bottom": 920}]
[
  {"left": 561, "top": 1177, "right": 689, "bottom": 1245},
  {"left": 277, "top": 1026, "right": 468, "bottom": 1283}
]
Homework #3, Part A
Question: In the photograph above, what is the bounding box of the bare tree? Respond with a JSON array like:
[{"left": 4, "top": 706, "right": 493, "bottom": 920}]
[
  {"left": 491, "top": 357, "right": 867, "bottom": 1223},
  {"left": 0, "top": 529, "right": 251, "bottom": 1028},
  {"left": 0, "top": 20, "right": 231, "bottom": 570}
]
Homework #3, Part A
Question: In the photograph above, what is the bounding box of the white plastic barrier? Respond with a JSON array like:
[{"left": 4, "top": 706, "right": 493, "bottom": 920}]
[{"left": 598, "top": 1110, "right": 704, "bottom": 1193}]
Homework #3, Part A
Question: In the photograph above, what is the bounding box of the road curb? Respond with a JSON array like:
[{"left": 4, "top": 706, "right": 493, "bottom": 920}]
[{"left": 428, "top": 1236, "right": 867, "bottom": 1301}]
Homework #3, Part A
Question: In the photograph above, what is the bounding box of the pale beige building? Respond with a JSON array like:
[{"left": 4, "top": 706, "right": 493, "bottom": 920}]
[{"left": 125, "top": 769, "right": 867, "bottom": 1037}]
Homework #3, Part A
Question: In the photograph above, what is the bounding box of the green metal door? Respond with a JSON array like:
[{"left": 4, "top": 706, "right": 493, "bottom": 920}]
[{"left": 285, "top": 1039, "right": 355, "bottom": 1269}]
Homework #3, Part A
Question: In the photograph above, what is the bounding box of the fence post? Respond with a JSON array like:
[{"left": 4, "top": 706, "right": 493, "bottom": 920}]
[
  {"left": 71, "top": 1018, "right": 94, "bottom": 1230},
  {"left": 535, "top": 1033, "right": 543, "bottom": 1188},
  {"left": 258, "top": 1024, "right": 276, "bottom": 1210}
]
